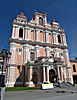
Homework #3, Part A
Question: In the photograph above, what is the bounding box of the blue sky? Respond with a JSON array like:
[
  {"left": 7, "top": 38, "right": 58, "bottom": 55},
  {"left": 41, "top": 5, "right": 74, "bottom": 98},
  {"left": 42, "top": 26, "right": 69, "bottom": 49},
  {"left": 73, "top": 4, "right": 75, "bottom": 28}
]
[{"left": 0, "top": 0, "right": 77, "bottom": 58}]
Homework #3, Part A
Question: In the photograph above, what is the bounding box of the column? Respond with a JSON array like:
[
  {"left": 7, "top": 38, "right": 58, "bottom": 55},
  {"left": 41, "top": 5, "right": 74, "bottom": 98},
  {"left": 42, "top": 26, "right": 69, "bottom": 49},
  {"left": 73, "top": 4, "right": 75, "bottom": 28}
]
[
  {"left": 53, "top": 32, "right": 58, "bottom": 44},
  {"left": 44, "top": 16, "right": 47, "bottom": 28},
  {"left": 47, "top": 66, "right": 50, "bottom": 83},
  {"left": 29, "top": 66, "right": 33, "bottom": 84},
  {"left": 61, "top": 67, "right": 63, "bottom": 81},
  {"left": 64, "top": 67, "right": 66, "bottom": 82},
  {"left": 54, "top": 48, "right": 59, "bottom": 57},
  {"left": 23, "top": 44, "right": 30, "bottom": 64},
  {"left": 37, "top": 66, "right": 40, "bottom": 84},
  {"left": 43, "top": 66, "right": 46, "bottom": 82},
  {"left": 62, "top": 34, "right": 67, "bottom": 45},
  {"left": 12, "top": 26, "right": 15, "bottom": 38},
  {"left": 35, "top": 45, "right": 39, "bottom": 60},
  {"left": 57, "top": 67, "right": 60, "bottom": 79},
  {"left": 24, "top": 28, "right": 27, "bottom": 40},
  {"left": 23, "top": 28, "right": 24, "bottom": 39},
  {"left": 35, "top": 13, "right": 38, "bottom": 26},
  {"left": 27, "top": 28, "right": 29, "bottom": 40},
  {"left": 45, "top": 31, "right": 48, "bottom": 43},
  {"left": 35, "top": 28, "right": 39, "bottom": 41},
  {"left": 45, "top": 46, "right": 49, "bottom": 57},
  {"left": 51, "top": 33, "right": 53, "bottom": 44}
]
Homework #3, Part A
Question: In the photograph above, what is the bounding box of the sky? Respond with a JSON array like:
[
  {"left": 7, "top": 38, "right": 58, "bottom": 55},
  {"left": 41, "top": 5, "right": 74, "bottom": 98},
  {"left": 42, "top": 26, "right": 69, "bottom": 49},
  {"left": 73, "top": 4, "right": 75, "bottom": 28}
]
[{"left": 0, "top": 0, "right": 77, "bottom": 58}]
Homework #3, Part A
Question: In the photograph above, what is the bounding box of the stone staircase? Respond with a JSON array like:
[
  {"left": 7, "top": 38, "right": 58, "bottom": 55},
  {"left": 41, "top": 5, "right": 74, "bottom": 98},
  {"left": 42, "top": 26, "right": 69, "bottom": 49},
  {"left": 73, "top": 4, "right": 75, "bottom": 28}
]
[{"left": 53, "top": 82, "right": 75, "bottom": 88}]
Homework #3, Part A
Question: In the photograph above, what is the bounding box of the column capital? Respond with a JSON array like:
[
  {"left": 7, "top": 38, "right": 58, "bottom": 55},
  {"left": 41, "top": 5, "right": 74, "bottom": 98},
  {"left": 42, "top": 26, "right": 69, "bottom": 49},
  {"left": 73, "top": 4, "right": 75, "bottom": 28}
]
[
  {"left": 45, "top": 46, "right": 49, "bottom": 51},
  {"left": 64, "top": 49, "right": 68, "bottom": 55},
  {"left": 35, "top": 45, "right": 39, "bottom": 51},
  {"left": 52, "top": 31, "right": 57, "bottom": 34},
  {"left": 10, "top": 43, "right": 16, "bottom": 50},
  {"left": 24, "top": 44, "right": 30, "bottom": 51}
]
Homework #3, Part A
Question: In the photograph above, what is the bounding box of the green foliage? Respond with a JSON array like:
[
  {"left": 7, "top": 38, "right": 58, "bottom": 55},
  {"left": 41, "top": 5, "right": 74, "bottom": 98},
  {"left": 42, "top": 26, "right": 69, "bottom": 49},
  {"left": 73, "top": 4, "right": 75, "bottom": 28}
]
[{"left": 5, "top": 87, "right": 41, "bottom": 91}]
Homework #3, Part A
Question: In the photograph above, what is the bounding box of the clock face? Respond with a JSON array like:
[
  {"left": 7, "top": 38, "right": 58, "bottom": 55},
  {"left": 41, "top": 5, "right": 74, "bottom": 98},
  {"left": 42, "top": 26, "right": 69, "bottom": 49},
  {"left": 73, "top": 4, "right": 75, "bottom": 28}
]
[{"left": 17, "top": 48, "right": 22, "bottom": 55}]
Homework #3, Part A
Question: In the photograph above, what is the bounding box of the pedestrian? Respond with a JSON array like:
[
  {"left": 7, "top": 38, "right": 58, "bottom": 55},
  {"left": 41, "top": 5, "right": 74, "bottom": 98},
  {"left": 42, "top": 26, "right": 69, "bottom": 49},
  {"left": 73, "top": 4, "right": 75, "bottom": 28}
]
[{"left": 58, "top": 78, "right": 61, "bottom": 88}]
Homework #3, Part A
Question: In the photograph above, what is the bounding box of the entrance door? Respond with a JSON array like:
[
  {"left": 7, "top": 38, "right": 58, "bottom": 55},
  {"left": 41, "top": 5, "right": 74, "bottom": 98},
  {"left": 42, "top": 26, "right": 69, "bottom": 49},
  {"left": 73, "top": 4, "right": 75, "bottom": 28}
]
[
  {"left": 73, "top": 75, "right": 77, "bottom": 84},
  {"left": 49, "top": 69, "right": 55, "bottom": 83},
  {"left": 32, "top": 72, "right": 38, "bottom": 84}
]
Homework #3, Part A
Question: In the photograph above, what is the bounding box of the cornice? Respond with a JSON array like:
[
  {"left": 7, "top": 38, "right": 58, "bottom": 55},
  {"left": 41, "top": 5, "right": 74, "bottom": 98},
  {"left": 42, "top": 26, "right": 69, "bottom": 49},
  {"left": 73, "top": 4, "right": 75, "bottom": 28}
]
[
  {"left": 9, "top": 38, "right": 69, "bottom": 49},
  {"left": 12, "top": 22, "right": 66, "bottom": 34}
]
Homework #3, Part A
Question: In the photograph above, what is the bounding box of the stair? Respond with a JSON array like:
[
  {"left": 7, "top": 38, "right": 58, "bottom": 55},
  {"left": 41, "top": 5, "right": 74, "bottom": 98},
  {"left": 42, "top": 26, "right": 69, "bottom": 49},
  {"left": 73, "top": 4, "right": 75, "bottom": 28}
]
[{"left": 53, "top": 82, "right": 73, "bottom": 88}]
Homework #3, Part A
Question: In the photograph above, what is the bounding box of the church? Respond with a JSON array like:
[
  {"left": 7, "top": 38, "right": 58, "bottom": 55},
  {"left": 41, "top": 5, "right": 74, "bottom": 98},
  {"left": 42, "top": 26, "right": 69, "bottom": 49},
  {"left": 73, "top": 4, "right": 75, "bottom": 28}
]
[{"left": 6, "top": 10, "right": 76, "bottom": 87}]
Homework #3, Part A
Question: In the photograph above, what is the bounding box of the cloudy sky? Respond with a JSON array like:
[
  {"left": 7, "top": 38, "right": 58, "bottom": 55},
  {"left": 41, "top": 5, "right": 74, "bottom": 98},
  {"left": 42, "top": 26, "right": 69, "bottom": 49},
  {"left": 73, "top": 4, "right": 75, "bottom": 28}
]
[{"left": 0, "top": 0, "right": 77, "bottom": 58}]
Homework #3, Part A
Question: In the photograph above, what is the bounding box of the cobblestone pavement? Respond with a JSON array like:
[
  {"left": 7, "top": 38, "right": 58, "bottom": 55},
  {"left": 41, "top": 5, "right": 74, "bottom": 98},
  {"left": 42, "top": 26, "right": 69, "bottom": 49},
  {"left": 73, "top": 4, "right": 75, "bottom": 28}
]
[{"left": 4, "top": 87, "right": 77, "bottom": 100}]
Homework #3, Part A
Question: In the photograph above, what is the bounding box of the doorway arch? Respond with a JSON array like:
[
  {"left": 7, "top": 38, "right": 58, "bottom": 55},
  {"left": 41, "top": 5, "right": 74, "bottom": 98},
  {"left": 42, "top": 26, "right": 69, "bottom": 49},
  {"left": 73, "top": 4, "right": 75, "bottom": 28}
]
[
  {"left": 49, "top": 69, "right": 55, "bottom": 83},
  {"left": 32, "top": 72, "right": 38, "bottom": 84}
]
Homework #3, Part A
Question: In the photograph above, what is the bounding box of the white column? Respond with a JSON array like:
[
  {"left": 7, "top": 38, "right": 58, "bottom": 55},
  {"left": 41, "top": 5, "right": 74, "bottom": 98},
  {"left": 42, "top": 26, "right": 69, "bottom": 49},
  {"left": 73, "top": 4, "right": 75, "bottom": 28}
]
[
  {"left": 24, "top": 28, "right": 27, "bottom": 40},
  {"left": 23, "top": 44, "right": 30, "bottom": 64},
  {"left": 29, "top": 66, "right": 33, "bottom": 84},
  {"left": 57, "top": 67, "right": 60, "bottom": 79},
  {"left": 47, "top": 67, "right": 50, "bottom": 83},
  {"left": 45, "top": 31, "right": 48, "bottom": 43},
  {"left": 35, "top": 45, "right": 39, "bottom": 60},
  {"left": 27, "top": 28, "right": 29, "bottom": 40},
  {"left": 37, "top": 66, "right": 40, "bottom": 84},
  {"left": 22, "top": 28, "right": 24, "bottom": 39},
  {"left": 54, "top": 48, "right": 59, "bottom": 57},
  {"left": 35, "top": 13, "right": 38, "bottom": 26},
  {"left": 43, "top": 66, "right": 46, "bottom": 82},
  {"left": 44, "top": 16, "right": 47, "bottom": 28},
  {"left": 61, "top": 67, "right": 63, "bottom": 81},
  {"left": 53, "top": 32, "right": 58, "bottom": 44},
  {"left": 35, "top": 28, "right": 39, "bottom": 41},
  {"left": 64, "top": 67, "right": 66, "bottom": 82},
  {"left": 45, "top": 46, "right": 49, "bottom": 57},
  {"left": 12, "top": 26, "right": 15, "bottom": 38}
]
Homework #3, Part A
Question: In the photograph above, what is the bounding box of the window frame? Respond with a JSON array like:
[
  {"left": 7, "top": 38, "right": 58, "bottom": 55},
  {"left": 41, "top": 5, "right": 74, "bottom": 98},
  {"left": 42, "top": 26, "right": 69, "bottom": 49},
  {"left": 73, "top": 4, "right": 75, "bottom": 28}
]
[{"left": 39, "top": 17, "right": 43, "bottom": 25}]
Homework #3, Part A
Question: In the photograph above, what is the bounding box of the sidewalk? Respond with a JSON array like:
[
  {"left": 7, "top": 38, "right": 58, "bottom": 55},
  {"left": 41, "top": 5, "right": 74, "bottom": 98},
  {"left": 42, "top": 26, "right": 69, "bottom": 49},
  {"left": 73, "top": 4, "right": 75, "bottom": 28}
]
[
  {"left": 1, "top": 87, "right": 5, "bottom": 100},
  {"left": 4, "top": 86, "right": 77, "bottom": 100}
]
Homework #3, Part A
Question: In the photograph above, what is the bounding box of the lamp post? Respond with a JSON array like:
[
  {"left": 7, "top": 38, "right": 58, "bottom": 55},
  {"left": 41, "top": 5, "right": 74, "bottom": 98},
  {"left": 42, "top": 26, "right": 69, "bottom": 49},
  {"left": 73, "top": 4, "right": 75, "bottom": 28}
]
[{"left": 0, "top": 47, "right": 11, "bottom": 87}]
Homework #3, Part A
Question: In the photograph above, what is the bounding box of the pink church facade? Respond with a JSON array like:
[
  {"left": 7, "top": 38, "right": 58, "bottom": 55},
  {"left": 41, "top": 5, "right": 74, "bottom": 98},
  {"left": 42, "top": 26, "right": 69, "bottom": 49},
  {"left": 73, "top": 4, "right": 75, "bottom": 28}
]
[{"left": 6, "top": 10, "right": 74, "bottom": 87}]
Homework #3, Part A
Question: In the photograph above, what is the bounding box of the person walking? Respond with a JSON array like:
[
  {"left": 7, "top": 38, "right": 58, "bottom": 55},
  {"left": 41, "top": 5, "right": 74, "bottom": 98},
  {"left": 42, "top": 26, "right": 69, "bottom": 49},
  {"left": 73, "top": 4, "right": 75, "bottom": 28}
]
[{"left": 58, "top": 78, "right": 61, "bottom": 88}]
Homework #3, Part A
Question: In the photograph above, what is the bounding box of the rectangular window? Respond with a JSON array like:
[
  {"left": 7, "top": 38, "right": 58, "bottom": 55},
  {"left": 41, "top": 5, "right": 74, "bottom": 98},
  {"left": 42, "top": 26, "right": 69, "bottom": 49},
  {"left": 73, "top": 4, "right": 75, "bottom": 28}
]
[
  {"left": 30, "top": 52, "right": 34, "bottom": 61},
  {"left": 73, "top": 65, "right": 76, "bottom": 72}
]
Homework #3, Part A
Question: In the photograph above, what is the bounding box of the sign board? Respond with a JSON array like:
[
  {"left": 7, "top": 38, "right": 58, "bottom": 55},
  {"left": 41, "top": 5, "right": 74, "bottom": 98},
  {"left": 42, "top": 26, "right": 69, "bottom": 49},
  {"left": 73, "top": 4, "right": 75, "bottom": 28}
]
[{"left": 42, "top": 83, "right": 54, "bottom": 90}]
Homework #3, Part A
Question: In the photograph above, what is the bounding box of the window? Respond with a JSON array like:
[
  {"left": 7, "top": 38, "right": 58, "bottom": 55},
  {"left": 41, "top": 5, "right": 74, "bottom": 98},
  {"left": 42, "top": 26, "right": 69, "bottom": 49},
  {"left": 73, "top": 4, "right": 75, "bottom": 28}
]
[
  {"left": 73, "top": 65, "right": 76, "bottom": 72},
  {"left": 39, "top": 31, "right": 44, "bottom": 42},
  {"left": 49, "top": 33, "right": 52, "bottom": 43},
  {"left": 19, "top": 28, "right": 23, "bottom": 38},
  {"left": 17, "top": 65, "right": 20, "bottom": 74},
  {"left": 58, "top": 34, "right": 61, "bottom": 43},
  {"left": 39, "top": 17, "right": 43, "bottom": 25},
  {"left": 30, "top": 52, "right": 35, "bottom": 61},
  {"left": 31, "top": 30, "right": 34, "bottom": 41}
]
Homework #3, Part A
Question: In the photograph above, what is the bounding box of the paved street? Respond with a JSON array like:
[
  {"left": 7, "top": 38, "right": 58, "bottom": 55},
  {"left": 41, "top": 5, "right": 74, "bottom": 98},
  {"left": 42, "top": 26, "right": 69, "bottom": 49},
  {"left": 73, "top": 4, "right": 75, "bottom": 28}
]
[{"left": 4, "top": 87, "right": 77, "bottom": 100}]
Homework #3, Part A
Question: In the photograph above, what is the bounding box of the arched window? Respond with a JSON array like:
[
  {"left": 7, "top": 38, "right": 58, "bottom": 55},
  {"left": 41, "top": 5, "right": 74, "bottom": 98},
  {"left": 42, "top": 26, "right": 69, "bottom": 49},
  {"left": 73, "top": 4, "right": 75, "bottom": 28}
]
[
  {"left": 39, "top": 31, "right": 44, "bottom": 42},
  {"left": 31, "top": 30, "right": 34, "bottom": 41},
  {"left": 49, "top": 33, "right": 52, "bottom": 43},
  {"left": 39, "top": 17, "right": 43, "bottom": 25},
  {"left": 73, "top": 65, "right": 76, "bottom": 72},
  {"left": 58, "top": 34, "right": 61, "bottom": 43},
  {"left": 19, "top": 28, "right": 23, "bottom": 38}
]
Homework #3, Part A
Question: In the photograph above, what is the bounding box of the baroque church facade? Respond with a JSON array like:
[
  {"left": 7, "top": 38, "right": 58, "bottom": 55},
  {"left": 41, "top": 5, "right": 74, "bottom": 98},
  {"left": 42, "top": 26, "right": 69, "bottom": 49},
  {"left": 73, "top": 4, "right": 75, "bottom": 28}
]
[{"left": 6, "top": 10, "right": 74, "bottom": 87}]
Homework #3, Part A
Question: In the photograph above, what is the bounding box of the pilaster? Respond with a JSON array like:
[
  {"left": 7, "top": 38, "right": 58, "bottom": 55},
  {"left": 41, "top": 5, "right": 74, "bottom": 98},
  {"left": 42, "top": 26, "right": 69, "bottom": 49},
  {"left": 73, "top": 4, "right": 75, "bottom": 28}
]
[
  {"left": 23, "top": 44, "right": 30, "bottom": 64},
  {"left": 45, "top": 46, "right": 49, "bottom": 57}
]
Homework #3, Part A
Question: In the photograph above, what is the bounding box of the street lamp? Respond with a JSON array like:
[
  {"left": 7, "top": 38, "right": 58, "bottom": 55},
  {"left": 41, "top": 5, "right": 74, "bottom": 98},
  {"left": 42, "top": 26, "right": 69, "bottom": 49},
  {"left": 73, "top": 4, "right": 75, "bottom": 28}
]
[{"left": 0, "top": 47, "right": 11, "bottom": 87}]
